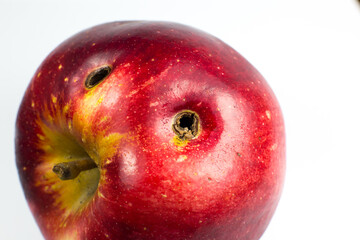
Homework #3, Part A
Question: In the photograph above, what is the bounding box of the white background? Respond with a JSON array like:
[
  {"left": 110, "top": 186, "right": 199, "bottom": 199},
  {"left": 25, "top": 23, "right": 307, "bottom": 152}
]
[{"left": 1, "top": 0, "right": 360, "bottom": 239}]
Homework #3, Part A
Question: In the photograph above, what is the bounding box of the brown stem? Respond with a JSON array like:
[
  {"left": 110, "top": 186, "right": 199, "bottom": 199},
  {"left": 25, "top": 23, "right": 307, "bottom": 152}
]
[{"left": 53, "top": 158, "right": 97, "bottom": 180}]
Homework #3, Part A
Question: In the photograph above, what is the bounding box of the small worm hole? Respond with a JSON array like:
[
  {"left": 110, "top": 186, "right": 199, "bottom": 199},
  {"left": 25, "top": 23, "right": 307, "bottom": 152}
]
[{"left": 85, "top": 66, "right": 112, "bottom": 89}]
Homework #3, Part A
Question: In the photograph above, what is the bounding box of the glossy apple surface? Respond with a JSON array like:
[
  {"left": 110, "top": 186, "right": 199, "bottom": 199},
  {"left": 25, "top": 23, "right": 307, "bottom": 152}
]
[{"left": 16, "top": 21, "right": 285, "bottom": 240}]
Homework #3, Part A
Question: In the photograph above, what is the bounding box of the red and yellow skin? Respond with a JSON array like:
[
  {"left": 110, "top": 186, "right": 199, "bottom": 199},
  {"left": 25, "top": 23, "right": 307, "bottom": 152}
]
[{"left": 16, "top": 21, "right": 285, "bottom": 240}]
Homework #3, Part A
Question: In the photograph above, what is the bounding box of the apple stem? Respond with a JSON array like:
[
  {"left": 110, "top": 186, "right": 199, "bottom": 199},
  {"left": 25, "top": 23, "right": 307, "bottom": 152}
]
[{"left": 52, "top": 158, "right": 97, "bottom": 180}]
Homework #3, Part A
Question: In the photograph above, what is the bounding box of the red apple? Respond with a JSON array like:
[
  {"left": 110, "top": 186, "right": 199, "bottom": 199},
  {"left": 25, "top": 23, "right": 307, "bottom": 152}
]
[{"left": 16, "top": 21, "right": 285, "bottom": 240}]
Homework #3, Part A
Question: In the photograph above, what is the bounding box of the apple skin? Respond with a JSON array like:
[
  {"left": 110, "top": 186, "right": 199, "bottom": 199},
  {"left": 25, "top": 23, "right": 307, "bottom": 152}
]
[{"left": 16, "top": 21, "right": 285, "bottom": 240}]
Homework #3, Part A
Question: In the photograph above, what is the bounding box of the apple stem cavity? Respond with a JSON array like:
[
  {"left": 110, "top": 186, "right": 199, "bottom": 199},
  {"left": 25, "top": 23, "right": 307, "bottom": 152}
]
[
  {"left": 52, "top": 158, "right": 98, "bottom": 180},
  {"left": 172, "top": 110, "right": 200, "bottom": 140}
]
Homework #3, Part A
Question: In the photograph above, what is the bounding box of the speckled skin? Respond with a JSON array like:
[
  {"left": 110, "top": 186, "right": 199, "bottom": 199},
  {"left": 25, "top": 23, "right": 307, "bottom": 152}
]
[{"left": 16, "top": 21, "right": 285, "bottom": 240}]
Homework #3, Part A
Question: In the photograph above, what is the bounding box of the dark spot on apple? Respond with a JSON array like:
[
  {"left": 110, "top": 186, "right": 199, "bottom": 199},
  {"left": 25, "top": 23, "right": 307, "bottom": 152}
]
[
  {"left": 172, "top": 110, "right": 200, "bottom": 140},
  {"left": 179, "top": 114, "right": 194, "bottom": 128},
  {"left": 85, "top": 65, "right": 112, "bottom": 89}
]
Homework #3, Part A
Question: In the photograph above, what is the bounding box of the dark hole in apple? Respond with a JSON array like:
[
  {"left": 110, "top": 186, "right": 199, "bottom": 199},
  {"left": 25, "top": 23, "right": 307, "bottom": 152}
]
[
  {"left": 172, "top": 110, "right": 200, "bottom": 140},
  {"left": 85, "top": 65, "right": 112, "bottom": 89},
  {"left": 179, "top": 114, "right": 195, "bottom": 129}
]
